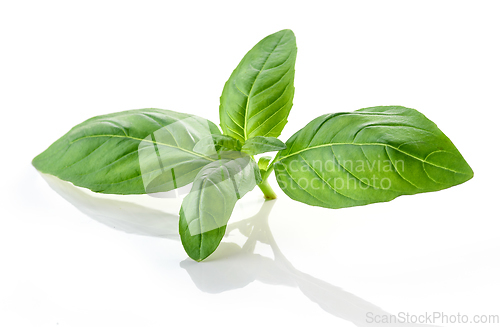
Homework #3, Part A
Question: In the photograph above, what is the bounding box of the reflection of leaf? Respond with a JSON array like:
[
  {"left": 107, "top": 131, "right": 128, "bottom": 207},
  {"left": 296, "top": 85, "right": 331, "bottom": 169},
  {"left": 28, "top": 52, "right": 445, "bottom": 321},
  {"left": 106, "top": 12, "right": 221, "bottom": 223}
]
[
  {"left": 40, "top": 173, "right": 179, "bottom": 239},
  {"left": 180, "top": 243, "right": 258, "bottom": 293},
  {"left": 179, "top": 156, "right": 261, "bottom": 261},
  {"left": 275, "top": 106, "right": 474, "bottom": 209},
  {"left": 32, "top": 109, "right": 220, "bottom": 194},
  {"left": 181, "top": 200, "right": 441, "bottom": 327}
]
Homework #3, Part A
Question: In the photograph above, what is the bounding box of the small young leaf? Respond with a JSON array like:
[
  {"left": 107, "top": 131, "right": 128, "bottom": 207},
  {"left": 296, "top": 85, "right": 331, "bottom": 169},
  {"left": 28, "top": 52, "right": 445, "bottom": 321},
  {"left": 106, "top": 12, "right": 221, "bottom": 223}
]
[
  {"left": 219, "top": 29, "right": 297, "bottom": 142},
  {"left": 193, "top": 134, "right": 242, "bottom": 157},
  {"left": 241, "top": 136, "right": 286, "bottom": 155},
  {"left": 179, "top": 156, "right": 261, "bottom": 261},
  {"left": 32, "top": 109, "right": 221, "bottom": 194},
  {"left": 258, "top": 156, "right": 273, "bottom": 171},
  {"left": 274, "top": 106, "right": 473, "bottom": 209}
]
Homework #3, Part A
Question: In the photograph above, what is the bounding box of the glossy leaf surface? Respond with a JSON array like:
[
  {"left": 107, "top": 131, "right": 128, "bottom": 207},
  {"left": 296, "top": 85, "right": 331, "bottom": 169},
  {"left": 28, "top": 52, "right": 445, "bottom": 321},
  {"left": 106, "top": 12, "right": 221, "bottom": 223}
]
[
  {"left": 219, "top": 29, "right": 297, "bottom": 142},
  {"left": 179, "top": 156, "right": 261, "bottom": 261},
  {"left": 274, "top": 106, "right": 473, "bottom": 209},
  {"left": 33, "top": 109, "right": 220, "bottom": 194}
]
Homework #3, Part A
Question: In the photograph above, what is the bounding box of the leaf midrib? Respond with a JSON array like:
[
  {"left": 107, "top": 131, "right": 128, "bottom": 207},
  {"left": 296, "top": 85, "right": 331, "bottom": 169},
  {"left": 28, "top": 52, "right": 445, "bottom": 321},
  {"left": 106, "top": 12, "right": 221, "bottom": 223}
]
[
  {"left": 70, "top": 134, "right": 215, "bottom": 162},
  {"left": 243, "top": 33, "right": 286, "bottom": 140},
  {"left": 277, "top": 142, "right": 465, "bottom": 174}
]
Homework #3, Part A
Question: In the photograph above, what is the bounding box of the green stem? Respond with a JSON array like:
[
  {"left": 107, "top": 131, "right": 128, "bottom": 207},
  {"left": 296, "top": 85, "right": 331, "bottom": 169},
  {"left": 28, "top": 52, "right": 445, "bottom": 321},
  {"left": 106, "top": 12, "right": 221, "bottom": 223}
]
[
  {"left": 258, "top": 156, "right": 278, "bottom": 199},
  {"left": 258, "top": 178, "right": 277, "bottom": 200}
]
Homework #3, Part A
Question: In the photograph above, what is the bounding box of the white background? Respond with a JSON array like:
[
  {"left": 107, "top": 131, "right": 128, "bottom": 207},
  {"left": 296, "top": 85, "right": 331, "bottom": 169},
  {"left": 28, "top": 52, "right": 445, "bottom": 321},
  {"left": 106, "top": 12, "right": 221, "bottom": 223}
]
[{"left": 1, "top": 1, "right": 499, "bottom": 326}]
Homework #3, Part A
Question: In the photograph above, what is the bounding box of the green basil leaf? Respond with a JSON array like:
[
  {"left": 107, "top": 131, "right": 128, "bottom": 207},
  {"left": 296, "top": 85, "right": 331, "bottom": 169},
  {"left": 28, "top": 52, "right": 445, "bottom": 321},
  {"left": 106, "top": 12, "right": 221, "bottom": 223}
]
[
  {"left": 179, "top": 156, "right": 261, "bottom": 261},
  {"left": 32, "top": 108, "right": 221, "bottom": 194},
  {"left": 193, "top": 134, "right": 242, "bottom": 157},
  {"left": 274, "top": 106, "right": 473, "bottom": 209},
  {"left": 219, "top": 29, "right": 297, "bottom": 142},
  {"left": 258, "top": 156, "right": 273, "bottom": 171},
  {"left": 241, "top": 136, "right": 286, "bottom": 155}
]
